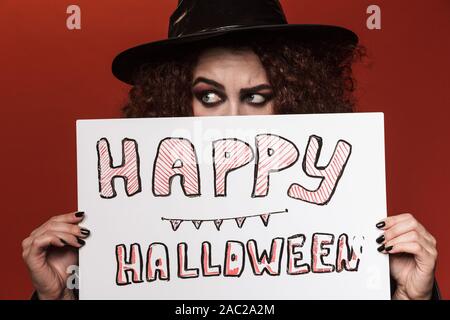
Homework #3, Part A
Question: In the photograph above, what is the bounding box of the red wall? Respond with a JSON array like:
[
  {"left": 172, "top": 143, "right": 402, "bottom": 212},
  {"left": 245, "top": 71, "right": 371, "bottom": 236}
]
[{"left": 0, "top": 0, "right": 448, "bottom": 299}]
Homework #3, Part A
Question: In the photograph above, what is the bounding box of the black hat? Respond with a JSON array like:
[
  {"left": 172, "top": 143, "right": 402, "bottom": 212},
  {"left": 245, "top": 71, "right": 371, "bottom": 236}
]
[{"left": 112, "top": 0, "right": 358, "bottom": 85}]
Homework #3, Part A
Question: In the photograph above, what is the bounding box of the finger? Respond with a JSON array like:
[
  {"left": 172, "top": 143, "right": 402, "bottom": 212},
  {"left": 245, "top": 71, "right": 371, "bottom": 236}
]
[
  {"left": 22, "top": 237, "right": 32, "bottom": 251},
  {"left": 382, "top": 230, "right": 435, "bottom": 255},
  {"left": 383, "top": 241, "right": 437, "bottom": 272},
  {"left": 32, "top": 221, "right": 90, "bottom": 239},
  {"left": 381, "top": 217, "right": 428, "bottom": 244},
  {"left": 27, "top": 231, "right": 84, "bottom": 258},
  {"left": 383, "top": 215, "right": 436, "bottom": 248},
  {"left": 21, "top": 236, "right": 36, "bottom": 260},
  {"left": 24, "top": 230, "right": 82, "bottom": 258},
  {"left": 50, "top": 211, "right": 85, "bottom": 224},
  {"left": 25, "top": 232, "right": 66, "bottom": 260},
  {"left": 50, "top": 231, "right": 86, "bottom": 248},
  {"left": 376, "top": 213, "right": 413, "bottom": 230},
  {"left": 30, "top": 211, "right": 85, "bottom": 237}
]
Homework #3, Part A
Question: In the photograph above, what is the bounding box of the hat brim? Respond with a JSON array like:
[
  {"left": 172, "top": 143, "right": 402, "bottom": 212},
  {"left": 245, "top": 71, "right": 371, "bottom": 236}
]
[{"left": 112, "top": 24, "right": 358, "bottom": 85}]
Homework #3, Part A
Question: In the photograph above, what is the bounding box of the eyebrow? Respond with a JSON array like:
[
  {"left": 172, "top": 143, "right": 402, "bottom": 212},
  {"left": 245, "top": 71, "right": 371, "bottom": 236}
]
[
  {"left": 192, "top": 77, "right": 272, "bottom": 95},
  {"left": 192, "top": 77, "right": 225, "bottom": 90},
  {"left": 239, "top": 84, "right": 272, "bottom": 96}
]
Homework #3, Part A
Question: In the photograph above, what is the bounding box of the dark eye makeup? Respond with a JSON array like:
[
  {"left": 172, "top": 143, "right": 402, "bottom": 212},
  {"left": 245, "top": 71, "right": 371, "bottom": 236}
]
[
  {"left": 241, "top": 92, "right": 274, "bottom": 106},
  {"left": 193, "top": 89, "right": 273, "bottom": 108},
  {"left": 193, "top": 89, "right": 226, "bottom": 107}
]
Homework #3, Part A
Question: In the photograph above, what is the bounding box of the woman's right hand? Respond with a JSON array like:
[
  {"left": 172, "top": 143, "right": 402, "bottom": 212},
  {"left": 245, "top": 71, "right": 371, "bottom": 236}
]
[{"left": 22, "top": 211, "right": 89, "bottom": 300}]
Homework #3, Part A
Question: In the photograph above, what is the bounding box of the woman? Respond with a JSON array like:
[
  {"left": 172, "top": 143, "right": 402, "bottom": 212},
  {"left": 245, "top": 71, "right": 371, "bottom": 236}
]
[{"left": 22, "top": 0, "right": 438, "bottom": 300}]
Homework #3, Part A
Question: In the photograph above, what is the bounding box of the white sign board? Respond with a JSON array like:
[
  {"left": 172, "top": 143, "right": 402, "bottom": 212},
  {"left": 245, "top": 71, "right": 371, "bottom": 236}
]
[{"left": 76, "top": 113, "right": 390, "bottom": 299}]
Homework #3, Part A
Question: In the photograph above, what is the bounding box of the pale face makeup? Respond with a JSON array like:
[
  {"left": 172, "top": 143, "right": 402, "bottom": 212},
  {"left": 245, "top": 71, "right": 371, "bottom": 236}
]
[{"left": 191, "top": 47, "right": 275, "bottom": 116}]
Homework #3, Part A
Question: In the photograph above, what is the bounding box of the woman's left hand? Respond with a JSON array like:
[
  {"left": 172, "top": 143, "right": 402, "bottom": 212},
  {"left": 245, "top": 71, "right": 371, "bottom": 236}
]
[{"left": 376, "top": 213, "right": 438, "bottom": 300}]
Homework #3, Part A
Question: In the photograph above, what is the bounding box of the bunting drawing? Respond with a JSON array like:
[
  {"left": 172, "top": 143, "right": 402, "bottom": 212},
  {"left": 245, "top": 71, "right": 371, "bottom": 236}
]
[{"left": 161, "top": 208, "right": 288, "bottom": 231}]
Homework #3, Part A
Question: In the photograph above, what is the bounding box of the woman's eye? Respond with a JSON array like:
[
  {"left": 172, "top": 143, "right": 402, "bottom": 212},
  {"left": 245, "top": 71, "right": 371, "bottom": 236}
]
[
  {"left": 245, "top": 93, "right": 268, "bottom": 105},
  {"left": 201, "top": 92, "right": 222, "bottom": 104}
]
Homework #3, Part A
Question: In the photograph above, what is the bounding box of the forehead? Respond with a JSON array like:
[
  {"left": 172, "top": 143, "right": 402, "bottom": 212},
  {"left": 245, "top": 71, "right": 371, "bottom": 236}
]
[{"left": 193, "top": 47, "right": 268, "bottom": 83}]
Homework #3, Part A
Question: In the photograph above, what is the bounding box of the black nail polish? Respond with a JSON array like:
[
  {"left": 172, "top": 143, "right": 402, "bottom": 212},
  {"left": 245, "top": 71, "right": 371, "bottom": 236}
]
[
  {"left": 80, "top": 228, "right": 90, "bottom": 236},
  {"left": 376, "top": 234, "right": 385, "bottom": 244},
  {"left": 60, "top": 238, "right": 67, "bottom": 245},
  {"left": 376, "top": 221, "right": 385, "bottom": 229},
  {"left": 77, "top": 238, "right": 86, "bottom": 245},
  {"left": 385, "top": 245, "right": 393, "bottom": 252},
  {"left": 75, "top": 211, "right": 84, "bottom": 218},
  {"left": 377, "top": 244, "right": 385, "bottom": 252}
]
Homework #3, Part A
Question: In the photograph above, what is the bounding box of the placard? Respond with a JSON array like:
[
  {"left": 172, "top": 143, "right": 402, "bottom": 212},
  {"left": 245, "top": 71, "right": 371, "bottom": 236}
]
[{"left": 76, "top": 113, "right": 390, "bottom": 299}]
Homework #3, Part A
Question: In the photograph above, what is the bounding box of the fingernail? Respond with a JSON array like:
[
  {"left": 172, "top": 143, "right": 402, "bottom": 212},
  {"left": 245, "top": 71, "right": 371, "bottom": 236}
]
[
  {"left": 376, "top": 234, "right": 385, "bottom": 244},
  {"left": 377, "top": 244, "right": 385, "bottom": 252},
  {"left": 376, "top": 221, "right": 385, "bottom": 229},
  {"left": 75, "top": 211, "right": 84, "bottom": 218},
  {"left": 60, "top": 238, "right": 67, "bottom": 245},
  {"left": 77, "top": 238, "right": 86, "bottom": 245},
  {"left": 80, "top": 228, "right": 90, "bottom": 236},
  {"left": 385, "top": 245, "right": 393, "bottom": 252}
]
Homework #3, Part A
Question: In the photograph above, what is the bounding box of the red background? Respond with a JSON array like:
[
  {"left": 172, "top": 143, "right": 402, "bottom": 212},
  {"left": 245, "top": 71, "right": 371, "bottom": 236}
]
[{"left": 0, "top": 0, "right": 449, "bottom": 299}]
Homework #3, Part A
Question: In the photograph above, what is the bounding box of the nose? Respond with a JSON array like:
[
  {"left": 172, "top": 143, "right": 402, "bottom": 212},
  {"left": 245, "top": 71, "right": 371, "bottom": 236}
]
[{"left": 224, "top": 98, "right": 242, "bottom": 116}]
